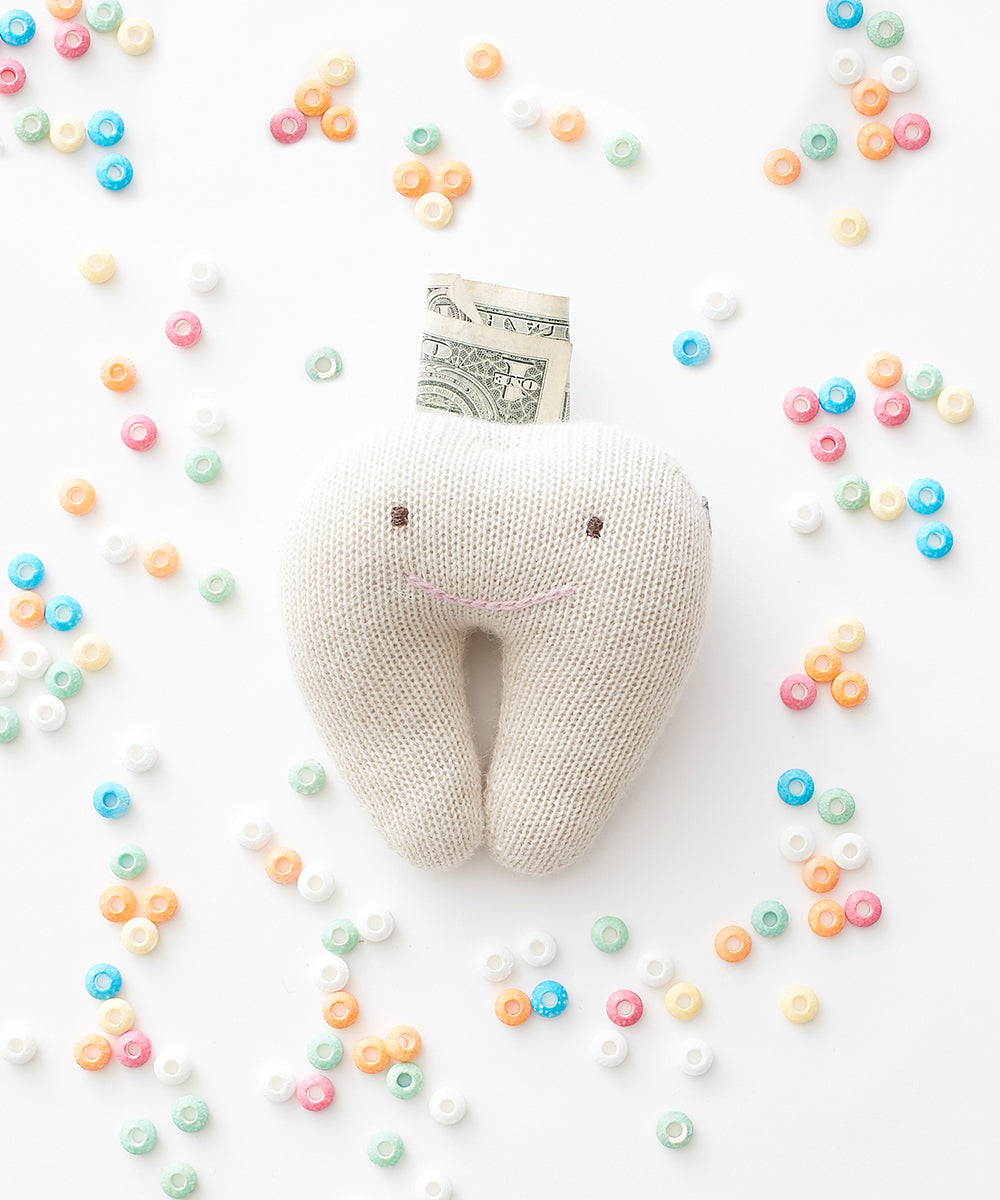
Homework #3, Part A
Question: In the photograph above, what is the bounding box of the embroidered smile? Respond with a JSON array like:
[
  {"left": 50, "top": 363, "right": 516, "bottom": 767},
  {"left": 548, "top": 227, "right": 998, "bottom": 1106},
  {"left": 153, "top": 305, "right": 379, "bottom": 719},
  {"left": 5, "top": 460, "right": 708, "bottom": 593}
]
[{"left": 403, "top": 573, "right": 579, "bottom": 612}]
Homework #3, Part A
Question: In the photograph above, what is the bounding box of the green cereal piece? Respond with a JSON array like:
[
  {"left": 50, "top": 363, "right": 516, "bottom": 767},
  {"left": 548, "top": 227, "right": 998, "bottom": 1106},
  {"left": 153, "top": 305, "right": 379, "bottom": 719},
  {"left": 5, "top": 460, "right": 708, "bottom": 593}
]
[
  {"left": 800, "top": 122, "right": 838, "bottom": 160},
  {"left": 305, "top": 348, "right": 342, "bottom": 381},
  {"left": 184, "top": 447, "right": 222, "bottom": 484},
  {"left": 367, "top": 1130, "right": 404, "bottom": 1167},
  {"left": 833, "top": 474, "right": 870, "bottom": 512},
  {"left": 110, "top": 843, "right": 146, "bottom": 880},
  {"left": 866, "top": 10, "right": 904, "bottom": 47},
  {"left": 817, "top": 787, "right": 856, "bottom": 825},
  {"left": 198, "top": 568, "right": 235, "bottom": 604},
  {"left": 45, "top": 661, "right": 83, "bottom": 699},
  {"left": 15, "top": 106, "right": 50, "bottom": 144},
  {"left": 160, "top": 1163, "right": 197, "bottom": 1198},
  {"left": 172, "top": 1096, "right": 209, "bottom": 1133},
  {"left": 751, "top": 900, "right": 789, "bottom": 938},
  {"left": 119, "top": 1117, "right": 156, "bottom": 1155},
  {"left": 321, "top": 917, "right": 359, "bottom": 955},
  {"left": 656, "top": 1110, "right": 694, "bottom": 1148},
  {"left": 604, "top": 131, "right": 641, "bottom": 167},
  {"left": 906, "top": 363, "right": 943, "bottom": 401},
  {"left": 591, "top": 915, "right": 628, "bottom": 952},
  {"left": 307, "top": 1033, "right": 344, "bottom": 1070},
  {"left": 386, "top": 1061, "right": 424, "bottom": 1099},
  {"left": 289, "top": 758, "right": 326, "bottom": 795},
  {"left": 0, "top": 707, "right": 19, "bottom": 743}
]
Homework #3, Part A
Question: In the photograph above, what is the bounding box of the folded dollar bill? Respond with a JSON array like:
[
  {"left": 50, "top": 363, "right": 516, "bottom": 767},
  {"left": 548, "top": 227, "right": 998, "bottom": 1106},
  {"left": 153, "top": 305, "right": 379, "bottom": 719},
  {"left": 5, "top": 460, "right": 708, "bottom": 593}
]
[{"left": 417, "top": 274, "right": 572, "bottom": 423}]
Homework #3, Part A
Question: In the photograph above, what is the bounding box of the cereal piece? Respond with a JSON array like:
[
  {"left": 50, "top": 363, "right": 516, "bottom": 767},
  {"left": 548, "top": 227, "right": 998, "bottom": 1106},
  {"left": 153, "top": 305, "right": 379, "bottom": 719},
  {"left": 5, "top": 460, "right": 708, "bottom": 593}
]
[
  {"left": 121, "top": 739, "right": 157, "bottom": 772},
  {"left": 165, "top": 310, "right": 201, "bottom": 348},
  {"left": 852, "top": 78, "right": 888, "bottom": 116},
  {"left": 894, "top": 112, "right": 930, "bottom": 150},
  {"left": 713, "top": 925, "right": 752, "bottom": 962},
  {"left": 403, "top": 122, "right": 440, "bottom": 154},
  {"left": 656, "top": 1111, "right": 694, "bottom": 1148},
  {"left": 672, "top": 330, "right": 710, "bottom": 366},
  {"left": 828, "top": 616, "right": 865, "bottom": 652},
  {"left": 750, "top": 901, "right": 788, "bottom": 938},
  {"left": 828, "top": 46, "right": 863, "bottom": 84},
  {"left": 549, "top": 105, "right": 585, "bottom": 142},
  {"left": 865, "top": 350, "right": 902, "bottom": 388},
  {"left": 45, "top": 594, "right": 82, "bottom": 632},
  {"left": 96, "top": 153, "right": 133, "bottom": 190},
  {"left": 832, "top": 831, "right": 869, "bottom": 869},
  {"left": 607, "top": 988, "right": 643, "bottom": 1025},
  {"left": 96, "top": 997, "right": 133, "bottom": 1036},
  {"left": 818, "top": 377, "right": 855, "bottom": 414},
  {"left": 352, "top": 1035, "right": 390, "bottom": 1073},
  {"left": 802, "top": 855, "right": 839, "bottom": 893},
  {"left": 678, "top": 1038, "right": 713, "bottom": 1076},
  {"left": 530, "top": 981, "right": 568, "bottom": 1018},
  {"left": 260, "top": 1068, "right": 296, "bottom": 1101},
  {"left": 494, "top": 988, "right": 531, "bottom": 1026},
  {"left": 386, "top": 1060, "right": 424, "bottom": 1098},
  {"left": 139, "top": 885, "right": 177, "bottom": 923},
  {"left": 185, "top": 448, "right": 222, "bottom": 484},
  {"left": 804, "top": 645, "right": 842, "bottom": 681},
  {"left": 120, "top": 916, "right": 159, "bottom": 954},
  {"left": 264, "top": 846, "right": 302, "bottom": 883},
  {"left": 464, "top": 41, "right": 501, "bottom": 78},
  {"left": 87, "top": 109, "right": 124, "bottom": 146},
  {"left": 270, "top": 107, "right": 306, "bottom": 144},
  {"left": 937, "top": 385, "right": 974, "bottom": 424},
  {"left": 664, "top": 981, "right": 701, "bottom": 1020},
  {"left": 320, "top": 104, "right": 356, "bottom": 141},
  {"left": 121, "top": 414, "right": 157, "bottom": 451},
  {"left": 296, "top": 1074, "right": 334, "bottom": 1111},
  {"left": 314, "top": 956, "right": 350, "bottom": 992},
  {"left": 159, "top": 1164, "right": 197, "bottom": 1200},
  {"left": 357, "top": 906, "right": 393, "bottom": 941},
  {"left": 777, "top": 767, "right": 813, "bottom": 806},
  {"left": 385, "top": 1024, "right": 421, "bottom": 1061},
  {"left": 93, "top": 781, "right": 130, "bottom": 819},
  {"left": 29, "top": 694, "right": 66, "bottom": 731},
  {"left": 809, "top": 425, "right": 846, "bottom": 462},
  {"left": 808, "top": 898, "right": 846, "bottom": 936},
  {"left": 829, "top": 209, "right": 867, "bottom": 246},
  {"left": 415, "top": 1172, "right": 452, "bottom": 1200},
  {"left": 317, "top": 48, "right": 354, "bottom": 86},
  {"left": 0, "top": 57, "right": 26, "bottom": 95},
  {"left": 857, "top": 122, "right": 893, "bottom": 160},
  {"left": 882, "top": 54, "right": 916, "bottom": 92},
  {"left": 783, "top": 386, "right": 819, "bottom": 423},
  {"left": 367, "top": 1131, "right": 404, "bottom": 1168},
  {"left": 504, "top": 90, "right": 540, "bottom": 127},
  {"left": 142, "top": 541, "right": 179, "bottom": 578},
  {"left": 476, "top": 944, "right": 513, "bottom": 981},
  {"left": 9, "top": 591, "right": 43, "bottom": 628},
  {"left": 290, "top": 758, "right": 326, "bottom": 794},
  {"left": 119, "top": 1118, "right": 156, "bottom": 1155},
  {"left": 171, "top": 1094, "right": 209, "bottom": 1131},
  {"left": 110, "top": 843, "right": 145, "bottom": 878},
  {"left": 763, "top": 147, "right": 799, "bottom": 184},
  {"left": 235, "top": 815, "right": 271, "bottom": 850},
  {"left": 99, "top": 884, "right": 137, "bottom": 923},
  {"left": 54, "top": 22, "right": 89, "bottom": 58},
  {"left": 74, "top": 1033, "right": 111, "bottom": 1070},
  {"left": 84, "top": 963, "right": 122, "bottom": 999},
  {"left": 306, "top": 1034, "right": 343, "bottom": 1070},
  {"left": 604, "top": 131, "right": 641, "bottom": 167},
  {"left": 8, "top": 552, "right": 43, "bottom": 589},
  {"left": 916, "top": 522, "right": 953, "bottom": 559},
  {"left": 591, "top": 915, "right": 628, "bottom": 952},
  {"left": 636, "top": 951, "right": 674, "bottom": 987},
  {"left": 393, "top": 160, "right": 430, "bottom": 198},
  {"left": 781, "top": 985, "right": 818, "bottom": 1022},
  {"left": 305, "top": 348, "right": 342, "bottom": 381},
  {"left": 49, "top": 114, "right": 86, "bottom": 150},
  {"left": 85, "top": 1, "right": 123, "bottom": 32},
  {"left": 0, "top": 1026, "right": 36, "bottom": 1064},
  {"left": 294, "top": 78, "right": 330, "bottom": 116},
  {"left": 153, "top": 1048, "right": 192, "bottom": 1085},
  {"left": 321, "top": 918, "right": 358, "bottom": 954},
  {"left": 98, "top": 527, "right": 134, "bottom": 563},
  {"left": 14, "top": 105, "right": 48, "bottom": 142},
  {"left": 786, "top": 497, "right": 823, "bottom": 533},
  {"left": 116, "top": 16, "right": 153, "bottom": 55},
  {"left": 779, "top": 824, "right": 815, "bottom": 862},
  {"left": 100, "top": 355, "right": 135, "bottom": 391},
  {"left": 844, "top": 889, "right": 882, "bottom": 927},
  {"left": 432, "top": 159, "right": 471, "bottom": 198},
  {"left": 905, "top": 362, "right": 943, "bottom": 400},
  {"left": 590, "top": 1030, "right": 628, "bottom": 1066},
  {"left": 519, "top": 930, "right": 556, "bottom": 966},
  {"left": 817, "top": 786, "right": 855, "bottom": 824},
  {"left": 321, "top": 991, "right": 359, "bottom": 1029},
  {"left": 297, "top": 864, "right": 335, "bottom": 901},
  {"left": 831, "top": 670, "right": 868, "bottom": 706},
  {"left": 800, "top": 122, "right": 836, "bottom": 160},
  {"left": 414, "top": 192, "right": 452, "bottom": 229},
  {"left": 874, "top": 390, "right": 910, "bottom": 426},
  {"left": 428, "top": 1087, "right": 466, "bottom": 1123}
]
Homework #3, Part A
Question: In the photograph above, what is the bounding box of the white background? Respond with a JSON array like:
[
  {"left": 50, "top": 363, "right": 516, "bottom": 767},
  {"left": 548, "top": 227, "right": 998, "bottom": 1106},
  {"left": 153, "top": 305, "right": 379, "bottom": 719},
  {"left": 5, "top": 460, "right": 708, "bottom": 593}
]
[{"left": 1, "top": 1, "right": 996, "bottom": 1196}]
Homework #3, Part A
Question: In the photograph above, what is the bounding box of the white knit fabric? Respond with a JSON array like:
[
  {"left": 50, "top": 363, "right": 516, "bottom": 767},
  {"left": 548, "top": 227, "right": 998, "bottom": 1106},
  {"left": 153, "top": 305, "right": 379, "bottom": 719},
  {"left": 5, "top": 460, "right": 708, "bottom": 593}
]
[{"left": 282, "top": 410, "right": 711, "bottom": 875}]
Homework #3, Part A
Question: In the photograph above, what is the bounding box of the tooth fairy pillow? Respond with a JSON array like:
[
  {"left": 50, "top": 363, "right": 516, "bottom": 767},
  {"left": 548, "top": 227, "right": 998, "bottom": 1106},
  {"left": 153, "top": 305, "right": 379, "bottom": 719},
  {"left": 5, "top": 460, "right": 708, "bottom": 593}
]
[{"left": 283, "top": 276, "right": 711, "bottom": 876}]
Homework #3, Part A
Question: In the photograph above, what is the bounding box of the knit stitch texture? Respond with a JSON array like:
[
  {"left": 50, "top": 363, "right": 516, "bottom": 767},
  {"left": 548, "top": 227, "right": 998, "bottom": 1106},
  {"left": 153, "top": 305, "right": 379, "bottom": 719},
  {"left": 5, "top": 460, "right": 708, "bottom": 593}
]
[{"left": 283, "top": 410, "right": 711, "bottom": 875}]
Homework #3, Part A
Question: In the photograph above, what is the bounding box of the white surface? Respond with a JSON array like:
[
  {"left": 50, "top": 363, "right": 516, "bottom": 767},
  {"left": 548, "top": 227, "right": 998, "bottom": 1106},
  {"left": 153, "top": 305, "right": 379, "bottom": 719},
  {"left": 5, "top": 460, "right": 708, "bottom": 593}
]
[{"left": 0, "top": 1, "right": 996, "bottom": 1196}]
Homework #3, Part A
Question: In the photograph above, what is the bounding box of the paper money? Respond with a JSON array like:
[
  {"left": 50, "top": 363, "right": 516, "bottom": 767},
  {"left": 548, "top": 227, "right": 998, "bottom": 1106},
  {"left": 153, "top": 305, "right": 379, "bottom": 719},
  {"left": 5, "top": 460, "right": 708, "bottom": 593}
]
[{"left": 417, "top": 274, "right": 572, "bottom": 423}]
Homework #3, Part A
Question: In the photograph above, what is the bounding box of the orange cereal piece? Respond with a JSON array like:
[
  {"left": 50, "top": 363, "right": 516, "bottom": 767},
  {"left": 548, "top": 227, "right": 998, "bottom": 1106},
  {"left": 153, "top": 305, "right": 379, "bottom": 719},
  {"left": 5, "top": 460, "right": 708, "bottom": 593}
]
[
  {"left": 264, "top": 846, "right": 302, "bottom": 884},
  {"left": 74, "top": 1033, "right": 111, "bottom": 1070},
  {"left": 294, "top": 78, "right": 331, "bottom": 116},
  {"left": 857, "top": 122, "right": 893, "bottom": 160},
  {"left": 138, "top": 885, "right": 177, "bottom": 923},
  {"left": 549, "top": 105, "right": 585, "bottom": 142},
  {"left": 393, "top": 160, "right": 431, "bottom": 198},
  {"left": 831, "top": 670, "right": 868, "bottom": 708},
  {"left": 851, "top": 78, "right": 889, "bottom": 116},
  {"left": 802, "top": 855, "right": 840, "bottom": 894},
  {"left": 100, "top": 355, "right": 136, "bottom": 392},
  {"left": 803, "top": 644, "right": 842, "bottom": 683},
  {"left": 464, "top": 41, "right": 502, "bottom": 79},
  {"left": 764, "top": 148, "right": 800, "bottom": 184},
  {"left": 9, "top": 591, "right": 44, "bottom": 628},
  {"left": 433, "top": 160, "right": 472, "bottom": 199},
  {"left": 322, "top": 990, "right": 359, "bottom": 1029},
  {"left": 98, "top": 884, "right": 137, "bottom": 923},
  {"left": 352, "top": 1035, "right": 391, "bottom": 1073},
  {"left": 59, "top": 477, "right": 97, "bottom": 515},
  {"left": 714, "top": 924, "right": 752, "bottom": 963},
  {"left": 809, "top": 898, "right": 846, "bottom": 937},
  {"left": 495, "top": 988, "right": 532, "bottom": 1026},
  {"left": 320, "top": 104, "right": 356, "bottom": 141},
  {"left": 47, "top": 0, "right": 82, "bottom": 17},
  {"left": 384, "top": 1024, "right": 421, "bottom": 1062},
  {"left": 142, "top": 541, "right": 180, "bottom": 579},
  {"left": 865, "top": 351, "right": 902, "bottom": 388}
]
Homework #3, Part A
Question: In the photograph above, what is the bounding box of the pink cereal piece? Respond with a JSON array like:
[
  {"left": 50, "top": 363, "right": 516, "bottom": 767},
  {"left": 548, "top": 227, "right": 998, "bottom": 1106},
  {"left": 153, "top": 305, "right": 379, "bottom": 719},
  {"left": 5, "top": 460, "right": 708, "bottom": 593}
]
[
  {"left": 844, "top": 889, "right": 882, "bottom": 928},
  {"left": 296, "top": 1072, "right": 335, "bottom": 1111},
  {"left": 893, "top": 113, "right": 931, "bottom": 151},
  {"left": 165, "top": 310, "right": 202, "bottom": 348},
  {"left": 783, "top": 386, "right": 819, "bottom": 423},
  {"left": 606, "top": 988, "right": 643, "bottom": 1027},
  {"left": 54, "top": 21, "right": 91, "bottom": 58},
  {"left": 270, "top": 107, "right": 307, "bottom": 144},
  {"left": 809, "top": 425, "right": 846, "bottom": 463},
  {"left": 114, "top": 1029, "right": 152, "bottom": 1068},
  {"left": 780, "top": 673, "right": 817, "bottom": 710},
  {"left": 0, "top": 58, "right": 26, "bottom": 94},
  {"left": 120, "top": 414, "right": 158, "bottom": 451},
  {"left": 873, "top": 389, "right": 911, "bottom": 426}
]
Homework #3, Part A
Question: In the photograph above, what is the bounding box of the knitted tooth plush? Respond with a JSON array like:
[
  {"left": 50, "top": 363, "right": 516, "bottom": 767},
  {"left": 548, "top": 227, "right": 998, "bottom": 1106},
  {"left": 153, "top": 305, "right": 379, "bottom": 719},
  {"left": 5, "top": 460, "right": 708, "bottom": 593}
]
[{"left": 283, "top": 278, "right": 711, "bottom": 875}]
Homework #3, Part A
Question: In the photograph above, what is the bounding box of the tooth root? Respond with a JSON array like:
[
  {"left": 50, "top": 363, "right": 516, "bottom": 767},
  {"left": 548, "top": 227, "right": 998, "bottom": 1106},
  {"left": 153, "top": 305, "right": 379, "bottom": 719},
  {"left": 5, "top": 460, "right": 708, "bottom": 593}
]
[{"left": 287, "top": 616, "right": 484, "bottom": 869}]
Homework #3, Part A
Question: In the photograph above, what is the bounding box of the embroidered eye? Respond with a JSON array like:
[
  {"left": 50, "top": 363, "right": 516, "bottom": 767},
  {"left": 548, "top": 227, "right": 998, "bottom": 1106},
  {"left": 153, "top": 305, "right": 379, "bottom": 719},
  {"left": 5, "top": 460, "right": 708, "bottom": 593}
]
[
  {"left": 586, "top": 516, "right": 603, "bottom": 539},
  {"left": 391, "top": 506, "right": 409, "bottom": 527}
]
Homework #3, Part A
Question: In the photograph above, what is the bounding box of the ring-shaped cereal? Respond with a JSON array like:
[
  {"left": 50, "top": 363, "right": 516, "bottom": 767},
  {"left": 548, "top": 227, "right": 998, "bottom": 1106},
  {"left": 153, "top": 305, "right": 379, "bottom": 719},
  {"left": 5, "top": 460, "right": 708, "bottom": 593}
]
[
  {"left": 844, "top": 889, "right": 882, "bottom": 927},
  {"left": 97, "top": 999, "right": 133, "bottom": 1034},
  {"left": 549, "top": 105, "right": 585, "bottom": 142},
  {"left": 120, "top": 916, "right": 158, "bottom": 954},
  {"left": 264, "top": 846, "right": 302, "bottom": 884},
  {"left": 352, "top": 1035, "right": 391, "bottom": 1073},
  {"left": 763, "top": 147, "right": 800, "bottom": 184},
  {"left": 809, "top": 425, "right": 846, "bottom": 463},
  {"left": 294, "top": 78, "right": 330, "bottom": 116},
  {"left": 321, "top": 917, "right": 359, "bottom": 954},
  {"left": 464, "top": 41, "right": 501, "bottom": 78},
  {"left": 893, "top": 112, "right": 930, "bottom": 150},
  {"left": 393, "top": 160, "right": 430, "bottom": 198},
  {"left": 306, "top": 1034, "right": 343, "bottom": 1070},
  {"left": 783, "top": 386, "right": 819, "bottom": 423},
  {"left": 92, "top": 781, "right": 130, "bottom": 819},
  {"left": 116, "top": 16, "right": 153, "bottom": 54},
  {"left": 605, "top": 130, "right": 641, "bottom": 167},
  {"left": 800, "top": 122, "right": 837, "bottom": 161},
  {"left": 59, "top": 475, "right": 97, "bottom": 513},
  {"left": 165, "top": 310, "right": 202, "bottom": 348},
  {"left": 8, "top": 552, "right": 44, "bottom": 589},
  {"left": 779, "top": 673, "right": 816, "bottom": 711},
  {"left": 9, "top": 591, "right": 43, "bottom": 628},
  {"left": 368, "top": 1131, "right": 405, "bottom": 1168},
  {"left": 591, "top": 915, "right": 628, "bottom": 952},
  {"left": 607, "top": 988, "right": 643, "bottom": 1026},
  {"left": 433, "top": 159, "right": 471, "bottom": 198},
  {"left": 656, "top": 1110, "right": 694, "bottom": 1149},
  {"left": 0, "top": 9, "right": 35, "bottom": 43},
  {"left": 777, "top": 767, "right": 814, "bottom": 806},
  {"left": 779, "top": 824, "right": 815, "bottom": 862},
  {"left": 114, "top": 1029, "right": 152, "bottom": 1067},
  {"left": 916, "top": 522, "right": 953, "bottom": 559},
  {"left": 832, "top": 831, "right": 869, "bottom": 869},
  {"left": 495, "top": 988, "right": 531, "bottom": 1026},
  {"left": 320, "top": 104, "right": 356, "bottom": 141},
  {"left": 829, "top": 208, "right": 867, "bottom": 246},
  {"left": 14, "top": 104, "right": 48, "bottom": 143},
  {"left": 804, "top": 644, "right": 842, "bottom": 682},
  {"left": 270, "top": 107, "right": 306, "bottom": 144},
  {"left": 828, "top": 616, "right": 865, "bottom": 653},
  {"left": 305, "top": 348, "right": 342, "bottom": 382},
  {"left": 826, "top": 0, "right": 862, "bottom": 27},
  {"left": 865, "top": 350, "right": 902, "bottom": 388},
  {"left": 869, "top": 483, "right": 906, "bottom": 520},
  {"left": 851, "top": 78, "right": 888, "bottom": 116},
  {"left": 120, "top": 413, "right": 157, "bottom": 454},
  {"left": 322, "top": 991, "right": 359, "bottom": 1029},
  {"left": 802, "top": 855, "right": 840, "bottom": 894},
  {"left": 98, "top": 884, "right": 137, "bottom": 923},
  {"left": 185, "top": 448, "right": 222, "bottom": 484},
  {"left": 139, "top": 885, "right": 177, "bottom": 923},
  {"left": 808, "top": 898, "right": 846, "bottom": 937},
  {"left": 96, "top": 153, "right": 133, "bottom": 190},
  {"left": 818, "top": 376, "right": 856, "bottom": 414},
  {"left": 100, "top": 354, "right": 136, "bottom": 392},
  {"left": 0, "top": 708, "right": 18, "bottom": 742},
  {"left": 386, "top": 1061, "right": 424, "bottom": 1099},
  {"left": 48, "top": 0, "right": 82, "bottom": 16},
  {"left": 714, "top": 925, "right": 752, "bottom": 963},
  {"left": 49, "top": 114, "right": 86, "bottom": 151},
  {"left": 874, "top": 389, "right": 910, "bottom": 426},
  {"left": 907, "top": 477, "right": 945, "bottom": 515},
  {"left": 414, "top": 192, "right": 453, "bottom": 230},
  {"left": 857, "top": 122, "right": 894, "bottom": 160},
  {"left": 781, "top": 985, "right": 818, "bottom": 1023},
  {"left": 318, "top": 48, "right": 354, "bottom": 86},
  {"left": 882, "top": 54, "right": 916, "bottom": 92},
  {"left": 160, "top": 1164, "right": 197, "bottom": 1199},
  {"left": 85, "top": 963, "right": 122, "bottom": 1000},
  {"left": 403, "top": 122, "right": 440, "bottom": 154},
  {"left": 906, "top": 362, "right": 943, "bottom": 401},
  {"left": 54, "top": 21, "right": 89, "bottom": 57},
  {"left": 74, "top": 1033, "right": 111, "bottom": 1070},
  {"left": 384, "top": 1024, "right": 421, "bottom": 1062},
  {"left": 73, "top": 633, "right": 111, "bottom": 671},
  {"left": 937, "top": 385, "right": 974, "bottom": 424},
  {"left": 0, "top": 57, "right": 26, "bottom": 95},
  {"left": 111, "top": 843, "right": 145, "bottom": 878},
  {"left": 817, "top": 786, "right": 855, "bottom": 824},
  {"left": 78, "top": 247, "right": 114, "bottom": 282},
  {"left": 297, "top": 1073, "right": 334, "bottom": 1111},
  {"left": 750, "top": 901, "right": 789, "bottom": 938},
  {"left": 867, "top": 9, "right": 904, "bottom": 46},
  {"left": 86, "top": 1, "right": 123, "bottom": 32},
  {"left": 664, "top": 981, "right": 702, "bottom": 1020},
  {"left": 142, "top": 541, "right": 179, "bottom": 579},
  {"left": 531, "top": 981, "right": 568, "bottom": 1018},
  {"left": 672, "top": 330, "right": 710, "bottom": 367},
  {"left": 120, "top": 1117, "right": 157, "bottom": 1155}
]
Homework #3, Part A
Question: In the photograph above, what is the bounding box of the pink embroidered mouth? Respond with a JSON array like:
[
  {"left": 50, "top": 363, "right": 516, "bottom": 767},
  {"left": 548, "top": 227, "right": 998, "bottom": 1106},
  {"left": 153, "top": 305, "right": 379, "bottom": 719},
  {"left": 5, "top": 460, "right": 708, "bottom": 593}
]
[{"left": 403, "top": 572, "right": 579, "bottom": 612}]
